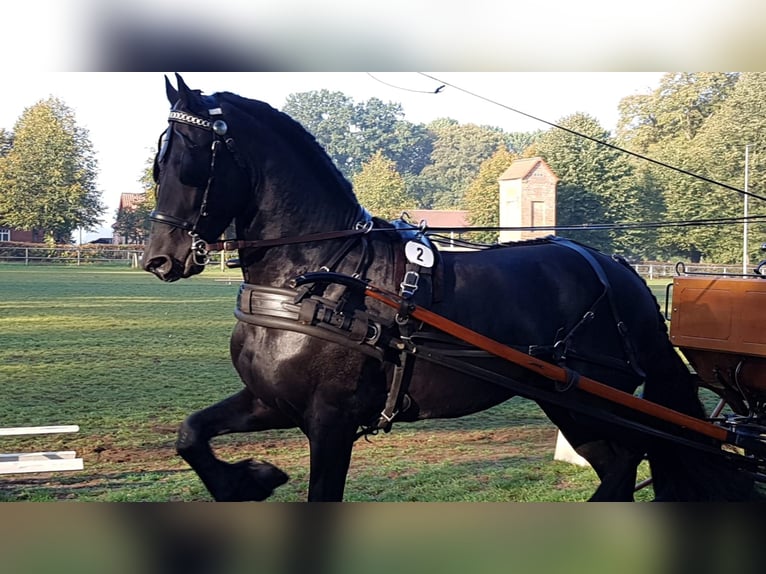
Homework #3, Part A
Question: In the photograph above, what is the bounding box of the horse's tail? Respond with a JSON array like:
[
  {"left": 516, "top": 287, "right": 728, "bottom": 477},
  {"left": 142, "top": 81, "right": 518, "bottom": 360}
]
[
  {"left": 649, "top": 439, "right": 765, "bottom": 501},
  {"left": 611, "top": 254, "right": 671, "bottom": 337},
  {"left": 635, "top": 343, "right": 762, "bottom": 500},
  {"left": 634, "top": 330, "right": 764, "bottom": 500},
  {"left": 645, "top": 351, "right": 765, "bottom": 501}
]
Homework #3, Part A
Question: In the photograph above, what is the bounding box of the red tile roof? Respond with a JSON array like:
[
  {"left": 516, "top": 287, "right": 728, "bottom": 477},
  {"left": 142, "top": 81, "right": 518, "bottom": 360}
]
[
  {"left": 118, "top": 192, "right": 147, "bottom": 211},
  {"left": 499, "top": 157, "right": 558, "bottom": 182},
  {"left": 404, "top": 209, "right": 470, "bottom": 228}
]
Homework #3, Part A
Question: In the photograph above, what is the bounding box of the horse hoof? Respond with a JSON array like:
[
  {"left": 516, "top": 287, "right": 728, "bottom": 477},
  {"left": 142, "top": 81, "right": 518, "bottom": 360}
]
[
  {"left": 248, "top": 459, "right": 289, "bottom": 491},
  {"left": 214, "top": 459, "right": 289, "bottom": 501}
]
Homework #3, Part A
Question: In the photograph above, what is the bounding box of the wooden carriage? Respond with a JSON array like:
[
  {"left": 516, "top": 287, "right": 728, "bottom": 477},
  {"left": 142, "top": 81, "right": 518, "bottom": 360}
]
[{"left": 670, "top": 274, "right": 766, "bottom": 417}]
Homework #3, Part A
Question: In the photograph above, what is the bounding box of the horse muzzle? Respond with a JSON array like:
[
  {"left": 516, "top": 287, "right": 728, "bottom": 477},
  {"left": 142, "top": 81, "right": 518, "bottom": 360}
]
[
  {"left": 143, "top": 252, "right": 205, "bottom": 282},
  {"left": 143, "top": 228, "right": 211, "bottom": 281}
]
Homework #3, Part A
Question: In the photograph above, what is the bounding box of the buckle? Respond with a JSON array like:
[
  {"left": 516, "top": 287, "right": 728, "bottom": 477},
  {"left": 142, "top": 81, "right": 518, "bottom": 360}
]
[
  {"left": 355, "top": 220, "right": 374, "bottom": 233},
  {"left": 399, "top": 271, "right": 420, "bottom": 298}
]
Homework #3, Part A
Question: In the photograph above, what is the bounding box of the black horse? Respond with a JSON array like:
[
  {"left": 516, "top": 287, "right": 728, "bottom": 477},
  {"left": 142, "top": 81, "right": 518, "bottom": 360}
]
[{"left": 143, "top": 74, "right": 759, "bottom": 501}]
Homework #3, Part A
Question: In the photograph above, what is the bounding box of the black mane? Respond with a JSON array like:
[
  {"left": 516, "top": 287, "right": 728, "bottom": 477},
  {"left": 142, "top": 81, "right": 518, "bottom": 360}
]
[{"left": 216, "top": 91, "right": 359, "bottom": 206}]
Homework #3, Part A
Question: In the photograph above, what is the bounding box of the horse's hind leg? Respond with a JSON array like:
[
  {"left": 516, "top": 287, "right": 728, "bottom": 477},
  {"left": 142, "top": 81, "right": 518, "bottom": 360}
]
[
  {"left": 574, "top": 439, "right": 644, "bottom": 501},
  {"left": 176, "top": 388, "right": 294, "bottom": 501},
  {"left": 542, "top": 405, "right": 643, "bottom": 501}
]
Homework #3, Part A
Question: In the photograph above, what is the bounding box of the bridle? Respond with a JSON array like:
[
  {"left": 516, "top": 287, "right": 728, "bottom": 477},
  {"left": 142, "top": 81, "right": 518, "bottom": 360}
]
[
  {"left": 149, "top": 105, "right": 377, "bottom": 268},
  {"left": 150, "top": 105, "right": 247, "bottom": 265}
]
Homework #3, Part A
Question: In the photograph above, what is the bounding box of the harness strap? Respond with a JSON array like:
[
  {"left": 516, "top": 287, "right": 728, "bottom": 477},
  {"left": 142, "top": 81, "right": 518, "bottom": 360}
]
[
  {"left": 548, "top": 236, "right": 646, "bottom": 380},
  {"left": 235, "top": 283, "right": 390, "bottom": 360},
  {"left": 321, "top": 235, "right": 368, "bottom": 276},
  {"left": 212, "top": 206, "right": 375, "bottom": 253},
  {"left": 376, "top": 350, "right": 415, "bottom": 432}
]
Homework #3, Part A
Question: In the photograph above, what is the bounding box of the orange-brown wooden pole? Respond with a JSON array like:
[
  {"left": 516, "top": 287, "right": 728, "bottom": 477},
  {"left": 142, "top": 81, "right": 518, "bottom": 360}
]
[{"left": 365, "top": 286, "right": 730, "bottom": 443}]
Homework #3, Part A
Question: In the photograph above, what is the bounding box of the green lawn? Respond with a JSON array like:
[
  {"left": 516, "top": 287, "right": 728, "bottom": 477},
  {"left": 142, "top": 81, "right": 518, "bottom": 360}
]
[{"left": 0, "top": 266, "right": 674, "bottom": 501}]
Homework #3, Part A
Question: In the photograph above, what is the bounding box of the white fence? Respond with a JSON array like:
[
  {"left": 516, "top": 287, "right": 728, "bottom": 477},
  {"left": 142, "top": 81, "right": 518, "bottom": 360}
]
[
  {"left": 0, "top": 245, "right": 242, "bottom": 270},
  {"left": 0, "top": 245, "right": 143, "bottom": 267},
  {"left": 0, "top": 425, "right": 83, "bottom": 475},
  {"left": 632, "top": 262, "right": 758, "bottom": 279}
]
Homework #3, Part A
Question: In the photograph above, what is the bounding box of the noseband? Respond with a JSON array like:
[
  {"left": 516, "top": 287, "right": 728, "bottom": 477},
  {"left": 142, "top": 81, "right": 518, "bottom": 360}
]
[{"left": 150, "top": 107, "right": 246, "bottom": 266}]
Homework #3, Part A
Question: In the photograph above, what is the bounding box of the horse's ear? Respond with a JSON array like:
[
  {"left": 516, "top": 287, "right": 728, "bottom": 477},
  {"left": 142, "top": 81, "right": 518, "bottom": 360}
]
[
  {"left": 174, "top": 73, "right": 194, "bottom": 104},
  {"left": 165, "top": 75, "right": 178, "bottom": 105}
]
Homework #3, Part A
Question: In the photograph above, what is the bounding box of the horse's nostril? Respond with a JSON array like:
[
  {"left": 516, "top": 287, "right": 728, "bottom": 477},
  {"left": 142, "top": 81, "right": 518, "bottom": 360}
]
[{"left": 144, "top": 255, "right": 172, "bottom": 275}]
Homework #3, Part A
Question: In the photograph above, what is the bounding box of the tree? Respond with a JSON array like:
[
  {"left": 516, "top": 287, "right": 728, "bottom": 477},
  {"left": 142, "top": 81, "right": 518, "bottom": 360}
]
[
  {"left": 613, "top": 72, "right": 766, "bottom": 262},
  {"left": 534, "top": 113, "right": 654, "bottom": 255},
  {"left": 348, "top": 97, "right": 436, "bottom": 177},
  {"left": 0, "top": 97, "right": 104, "bottom": 243},
  {"left": 692, "top": 73, "right": 766, "bottom": 263},
  {"left": 139, "top": 150, "right": 158, "bottom": 199},
  {"left": 282, "top": 89, "right": 356, "bottom": 176},
  {"left": 613, "top": 73, "right": 752, "bottom": 261},
  {"left": 282, "top": 90, "right": 434, "bottom": 180},
  {"left": 350, "top": 97, "right": 401, "bottom": 173},
  {"left": 463, "top": 146, "right": 516, "bottom": 243},
  {"left": 113, "top": 201, "right": 152, "bottom": 244},
  {"left": 352, "top": 151, "right": 414, "bottom": 220},
  {"left": 616, "top": 73, "right": 739, "bottom": 152},
  {"left": 651, "top": 142, "right": 723, "bottom": 262},
  {"left": 654, "top": 73, "right": 766, "bottom": 262},
  {"left": 378, "top": 119, "right": 434, "bottom": 177},
  {"left": 505, "top": 130, "right": 543, "bottom": 155},
  {"left": 418, "top": 120, "right": 508, "bottom": 208}
]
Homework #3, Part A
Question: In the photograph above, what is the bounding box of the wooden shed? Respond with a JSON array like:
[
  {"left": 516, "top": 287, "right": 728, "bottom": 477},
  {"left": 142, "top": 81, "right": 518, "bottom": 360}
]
[{"left": 498, "top": 157, "right": 558, "bottom": 243}]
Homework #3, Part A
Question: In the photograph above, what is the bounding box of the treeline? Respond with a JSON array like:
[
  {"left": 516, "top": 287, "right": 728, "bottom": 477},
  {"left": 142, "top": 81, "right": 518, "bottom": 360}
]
[
  {"left": 5, "top": 74, "right": 766, "bottom": 263},
  {"left": 283, "top": 73, "right": 766, "bottom": 264}
]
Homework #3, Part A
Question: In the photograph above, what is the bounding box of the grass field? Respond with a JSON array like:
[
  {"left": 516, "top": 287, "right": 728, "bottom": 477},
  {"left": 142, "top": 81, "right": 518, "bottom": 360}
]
[{"left": 0, "top": 265, "right": 676, "bottom": 502}]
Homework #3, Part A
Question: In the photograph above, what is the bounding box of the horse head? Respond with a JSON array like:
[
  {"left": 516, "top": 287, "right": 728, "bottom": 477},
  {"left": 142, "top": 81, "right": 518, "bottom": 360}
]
[
  {"left": 143, "top": 73, "right": 252, "bottom": 281},
  {"left": 144, "top": 73, "right": 367, "bottom": 284}
]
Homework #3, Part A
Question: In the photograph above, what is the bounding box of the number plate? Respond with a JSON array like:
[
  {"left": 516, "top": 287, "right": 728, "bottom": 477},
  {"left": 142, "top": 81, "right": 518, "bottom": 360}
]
[{"left": 404, "top": 241, "right": 435, "bottom": 268}]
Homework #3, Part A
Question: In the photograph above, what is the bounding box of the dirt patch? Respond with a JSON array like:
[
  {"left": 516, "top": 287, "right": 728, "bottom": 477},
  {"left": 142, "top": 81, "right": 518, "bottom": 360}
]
[
  {"left": 0, "top": 421, "right": 564, "bottom": 501},
  {"left": 354, "top": 426, "right": 556, "bottom": 466}
]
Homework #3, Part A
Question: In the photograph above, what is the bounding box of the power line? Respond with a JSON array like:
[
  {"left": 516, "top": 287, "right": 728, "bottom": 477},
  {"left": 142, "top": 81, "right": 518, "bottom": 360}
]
[
  {"left": 420, "top": 214, "right": 766, "bottom": 235},
  {"left": 416, "top": 72, "right": 766, "bottom": 203},
  {"left": 365, "top": 73, "right": 444, "bottom": 94}
]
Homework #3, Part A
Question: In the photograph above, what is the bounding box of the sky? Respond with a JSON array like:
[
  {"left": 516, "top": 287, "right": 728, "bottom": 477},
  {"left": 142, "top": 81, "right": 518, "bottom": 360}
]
[
  {"left": 4, "top": 1, "right": 764, "bottom": 72},
  {"left": 0, "top": 72, "right": 666, "bottom": 241}
]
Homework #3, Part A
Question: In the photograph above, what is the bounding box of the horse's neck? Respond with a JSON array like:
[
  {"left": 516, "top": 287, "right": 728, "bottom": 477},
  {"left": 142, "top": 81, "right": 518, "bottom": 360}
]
[
  {"left": 237, "top": 180, "right": 363, "bottom": 286},
  {"left": 245, "top": 175, "right": 361, "bottom": 234}
]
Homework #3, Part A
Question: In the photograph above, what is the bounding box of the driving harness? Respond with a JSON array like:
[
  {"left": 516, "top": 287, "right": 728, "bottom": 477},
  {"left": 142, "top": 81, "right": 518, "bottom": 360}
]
[{"left": 233, "top": 231, "right": 647, "bottom": 438}]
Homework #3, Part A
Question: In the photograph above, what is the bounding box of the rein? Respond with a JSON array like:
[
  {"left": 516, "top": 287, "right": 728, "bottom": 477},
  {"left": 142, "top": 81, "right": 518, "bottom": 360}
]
[{"left": 207, "top": 220, "right": 374, "bottom": 252}]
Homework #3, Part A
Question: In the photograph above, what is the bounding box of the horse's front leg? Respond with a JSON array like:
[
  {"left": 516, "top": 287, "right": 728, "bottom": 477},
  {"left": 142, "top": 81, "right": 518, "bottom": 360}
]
[{"left": 177, "top": 388, "right": 294, "bottom": 501}]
